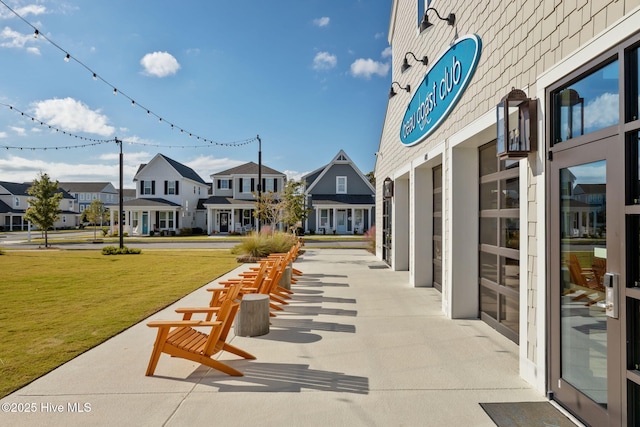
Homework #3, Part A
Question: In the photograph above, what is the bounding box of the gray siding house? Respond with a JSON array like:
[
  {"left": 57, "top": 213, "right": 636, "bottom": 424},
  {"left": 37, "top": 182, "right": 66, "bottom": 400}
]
[{"left": 302, "top": 150, "right": 374, "bottom": 235}]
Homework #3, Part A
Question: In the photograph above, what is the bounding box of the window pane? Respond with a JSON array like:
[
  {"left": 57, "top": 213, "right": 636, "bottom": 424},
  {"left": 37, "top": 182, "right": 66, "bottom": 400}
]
[
  {"left": 480, "top": 285, "right": 497, "bottom": 319},
  {"left": 499, "top": 294, "right": 519, "bottom": 336},
  {"left": 501, "top": 256, "right": 519, "bottom": 290},
  {"left": 629, "top": 46, "right": 639, "bottom": 122},
  {"left": 480, "top": 142, "right": 498, "bottom": 176},
  {"left": 433, "top": 216, "right": 442, "bottom": 236},
  {"left": 501, "top": 218, "right": 520, "bottom": 250},
  {"left": 480, "top": 217, "right": 497, "bottom": 246},
  {"left": 553, "top": 60, "right": 619, "bottom": 142},
  {"left": 480, "top": 251, "right": 497, "bottom": 283},
  {"left": 501, "top": 177, "right": 519, "bottom": 208},
  {"left": 433, "top": 165, "right": 442, "bottom": 188},
  {"left": 480, "top": 182, "right": 498, "bottom": 210},
  {"left": 433, "top": 191, "right": 442, "bottom": 213}
]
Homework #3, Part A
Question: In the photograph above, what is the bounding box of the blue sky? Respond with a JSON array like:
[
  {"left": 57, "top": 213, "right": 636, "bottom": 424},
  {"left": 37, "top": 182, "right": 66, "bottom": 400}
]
[{"left": 0, "top": 0, "right": 392, "bottom": 188}]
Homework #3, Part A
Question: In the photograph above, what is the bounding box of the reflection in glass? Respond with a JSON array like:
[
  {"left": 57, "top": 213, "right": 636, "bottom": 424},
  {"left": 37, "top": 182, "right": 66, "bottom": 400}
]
[
  {"left": 629, "top": 46, "right": 639, "bottom": 122},
  {"left": 501, "top": 178, "right": 520, "bottom": 208},
  {"left": 502, "top": 218, "right": 520, "bottom": 249},
  {"left": 480, "top": 251, "right": 497, "bottom": 283},
  {"left": 480, "top": 285, "right": 497, "bottom": 319},
  {"left": 480, "top": 143, "right": 498, "bottom": 176},
  {"left": 501, "top": 257, "right": 519, "bottom": 290},
  {"left": 480, "top": 182, "right": 498, "bottom": 210},
  {"left": 554, "top": 60, "right": 619, "bottom": 142},
  {"left": 560, "top": 160, "right": 607, "bottom": 406},
  {"left": 480, "top": 217, "right": 498, "bottom": 246},
  {"left": 500, "top": 295, "right": 519, "bottom": 336}
]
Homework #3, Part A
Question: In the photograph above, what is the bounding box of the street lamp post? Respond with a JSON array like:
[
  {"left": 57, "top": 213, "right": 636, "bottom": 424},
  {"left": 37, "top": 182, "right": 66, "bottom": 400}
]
[
  {"left": 257, "top": 135, "right": 262, "bottom": 232},
  {"left": 116, "top": 137, "right": 124, "bottom": 249}
]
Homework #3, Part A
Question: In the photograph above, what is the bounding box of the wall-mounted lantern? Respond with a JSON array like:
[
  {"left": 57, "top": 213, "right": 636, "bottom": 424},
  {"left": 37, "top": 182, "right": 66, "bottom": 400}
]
[
  {"left": 383, "top": 177, "right": 394, "bottom": 199},
  {"left": 496, "top": 88, "right": 538, "bottom": 159}
]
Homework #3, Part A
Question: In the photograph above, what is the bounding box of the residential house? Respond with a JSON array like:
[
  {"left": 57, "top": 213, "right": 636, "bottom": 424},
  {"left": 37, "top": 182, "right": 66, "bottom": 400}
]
[
  {"left": 111, "top": 154, "right": 209, "bottom": 235},
  {"left": 59, "top": 182, "right": 118, "bottom": 226},
  {"left": 204, "top": 162, "right": 286, "bottom": 234},
  {"left": 0, "top": 181, "right": 77, "bottom": 230},
  {"left": 302, "top": 150, "right": 374, "bottom": 235}
]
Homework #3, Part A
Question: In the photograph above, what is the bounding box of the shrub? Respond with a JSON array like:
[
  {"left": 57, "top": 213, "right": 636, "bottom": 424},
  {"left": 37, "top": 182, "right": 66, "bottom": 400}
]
[
  {"left": 363, "top": 225, "right": 376, "bottom": 254},
  {"left": 192, "top": 227, "right": 204, "bottom": 235},
  {"left": 101, "top": 246, "right": 142, "bottom": 255},
  {"left": 231, "top": 231, "right": 297, "bottom": 259},
  {"left": 179, "top": 227, "right": 193, "bottom": 236}
]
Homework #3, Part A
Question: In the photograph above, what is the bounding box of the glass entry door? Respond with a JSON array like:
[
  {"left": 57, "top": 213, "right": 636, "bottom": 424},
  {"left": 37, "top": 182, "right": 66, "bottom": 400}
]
[{"left": 549, "top": 138, "right": 622, "bottom": 426}]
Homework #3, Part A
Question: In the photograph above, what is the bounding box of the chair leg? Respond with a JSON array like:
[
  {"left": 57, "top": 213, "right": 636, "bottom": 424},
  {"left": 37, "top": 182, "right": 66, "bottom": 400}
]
[
  {"left": 146, "top": 328, "right": 170, "bottom": 376},
  {"left": 222, "top": 342, "right": 256, "bottom": 360},
  {"left": 197, "top": 356, "right": 244, "bottom": 376}
]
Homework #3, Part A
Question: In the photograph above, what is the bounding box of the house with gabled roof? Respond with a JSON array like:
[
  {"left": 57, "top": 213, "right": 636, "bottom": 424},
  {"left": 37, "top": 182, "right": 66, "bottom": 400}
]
[
  {"left": 59, "top": 182, "right": 119, "bottom": 226},
  {"left": 204, "top": 161, "right": 286, "bottom": 234},
  {"left": 110, "top": 154, "right": 209, "bottom": 235},
  {"left": 302, "top": 150, "right": 375, "bottom": 235},
  {"left": 0, "top": 181, "right": 77, "bottom": 231}
]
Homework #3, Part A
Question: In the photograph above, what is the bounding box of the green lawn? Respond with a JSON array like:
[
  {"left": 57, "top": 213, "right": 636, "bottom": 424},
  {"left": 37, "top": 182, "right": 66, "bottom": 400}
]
[{"left": 0, "top": 249, "right": 239, "bottom": 398}]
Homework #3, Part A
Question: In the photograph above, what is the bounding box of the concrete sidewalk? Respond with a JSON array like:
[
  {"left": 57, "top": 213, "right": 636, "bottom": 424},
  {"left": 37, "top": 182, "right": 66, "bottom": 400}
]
[{"left": 1, "top": 249, "right": 575, "bottom": 426}]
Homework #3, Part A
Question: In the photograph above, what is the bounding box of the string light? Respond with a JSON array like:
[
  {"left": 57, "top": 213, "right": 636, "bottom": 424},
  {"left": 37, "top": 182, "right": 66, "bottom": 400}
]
[
  {"left": 0, "top": 102, "right": 259, "bottom": 151},
  {"left": 0, "top": 0, "right": 258, "bottom": 149}
]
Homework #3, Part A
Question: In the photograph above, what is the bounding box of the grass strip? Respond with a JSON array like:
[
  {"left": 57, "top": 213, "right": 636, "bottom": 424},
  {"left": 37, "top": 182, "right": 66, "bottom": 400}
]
[{"left": 0, "top": 249, "right": 239, "bottom": 398}]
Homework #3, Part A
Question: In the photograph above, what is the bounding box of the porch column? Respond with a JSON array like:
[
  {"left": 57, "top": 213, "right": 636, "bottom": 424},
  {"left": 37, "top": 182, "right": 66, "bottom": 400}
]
[
  {"left": 231, "top": 209, "right": 235, "bottom": 232},
  {"left": 332, "top": 208, "right": 337, "bottom": 233}
]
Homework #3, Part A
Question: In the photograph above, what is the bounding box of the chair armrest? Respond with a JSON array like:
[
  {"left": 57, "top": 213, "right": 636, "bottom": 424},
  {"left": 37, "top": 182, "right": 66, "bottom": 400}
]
[
  {"left": 175, "top": 307, "right": 221, "bottom": 314},
  {"left": 147, "top": 320, "right": 222, "bottom": 328}
]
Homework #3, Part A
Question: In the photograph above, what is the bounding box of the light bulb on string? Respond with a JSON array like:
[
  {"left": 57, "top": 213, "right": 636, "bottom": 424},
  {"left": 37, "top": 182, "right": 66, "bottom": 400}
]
[
  {"left": 93, "top": 73, "right": 97, "bottom": 80},
  {"left": 33, "top": 29, "right": 38, "bottom": 39},
  {"left": 64, "top": 53, "right": 70, "bottom": 62},
  {"left": 113, "top": 88, "right": 117, "bottom": 96}
]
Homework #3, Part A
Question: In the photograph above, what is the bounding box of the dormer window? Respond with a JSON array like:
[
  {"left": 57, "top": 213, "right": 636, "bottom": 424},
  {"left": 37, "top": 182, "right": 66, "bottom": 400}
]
[{"left": 337, "top": 176, "right": 347, "bottom": 194}]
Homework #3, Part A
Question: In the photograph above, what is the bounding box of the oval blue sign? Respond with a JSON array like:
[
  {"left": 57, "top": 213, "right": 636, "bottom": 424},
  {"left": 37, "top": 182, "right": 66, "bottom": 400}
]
[{"left": 400, "top": 34, "right": 482, "bottom": 146}]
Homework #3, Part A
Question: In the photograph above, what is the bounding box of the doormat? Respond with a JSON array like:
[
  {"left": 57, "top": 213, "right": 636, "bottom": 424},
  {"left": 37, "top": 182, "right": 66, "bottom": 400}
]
[{"left": 480, "top": 402, "right": 576, "bottom": 427}]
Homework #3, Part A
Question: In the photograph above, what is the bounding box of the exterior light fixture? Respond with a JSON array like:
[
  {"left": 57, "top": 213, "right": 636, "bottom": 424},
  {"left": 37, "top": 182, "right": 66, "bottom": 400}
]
[
  {"left": 383, "top": 177, "right": 394, "bottom": 198},
  {"left": 420, "top": 8, "right": 456, "bottom": 33},
  {"left": 389, "top": 81, "right": 410, "bottom": 99},
  {"left": 401, "top": 52, "right": 429, "bottom": 73},
  {"left": 496, "top": 88, "right": 538, "bottom": 159}
]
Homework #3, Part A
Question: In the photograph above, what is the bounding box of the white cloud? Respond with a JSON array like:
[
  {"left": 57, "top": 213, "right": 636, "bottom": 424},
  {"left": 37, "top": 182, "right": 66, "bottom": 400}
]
[
  {"left": 313, "top": 51, "right": 337, "bottom": 71},
  {"left": 284, "top": 170, "right": 309, "bottom": 181},
  {"left": 0, "top": 26, "right": 40, "bottom": 54},
  {"left": 186, "top": 155, "right": 244, "bottom": 178},
  {"left": 15, "top": 5, "right": 47, "bottom": 17},
  {"left": 140, "top": 51, "right": 181, "bottom": 78},
  {"left": 0, "top": 4, "right": 46, "bottom": 19},
  {"left": 350, "top": 58, "right": 389, "bottom": 79},
  {"left": 31, "top": 97, "right": 115, "bottom": 136},
  {"left": 9, "top": 126, "right": 26, "bottom": 136},
  {"left": 583, "top": 92, "right": 619, "bottom": 131},
  {"left": 0, "top": 131, "right": 8, "bottom": 138},
  {"left": 381, "top": 46, "right": 392, "bottom": 59},
  {"left": 374, "top": 32, "right": 385, "bottom": 39},
  {"left": 313, "top": 17, "right": 330, "bottom": 27}
]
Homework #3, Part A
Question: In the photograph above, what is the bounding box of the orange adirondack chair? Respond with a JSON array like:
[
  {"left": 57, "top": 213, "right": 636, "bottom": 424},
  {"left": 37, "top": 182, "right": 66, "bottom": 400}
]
[{"left": 146, "top": 285, "right": 255, "bottom": 377}]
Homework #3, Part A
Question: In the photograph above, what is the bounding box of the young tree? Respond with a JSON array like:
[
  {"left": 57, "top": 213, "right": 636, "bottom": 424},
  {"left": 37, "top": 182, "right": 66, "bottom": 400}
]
[
  {"left": 24, "top": 172, "right": 62, "bottom": 248},
  {"left": 84, "top": 199, "right": 107, "bottom": 239},
  {"left": 280, "top": 179, "right": 309, "bottom": 234},
  {"left": 253, "top": 190, "right": 281, "bottom": 232}
]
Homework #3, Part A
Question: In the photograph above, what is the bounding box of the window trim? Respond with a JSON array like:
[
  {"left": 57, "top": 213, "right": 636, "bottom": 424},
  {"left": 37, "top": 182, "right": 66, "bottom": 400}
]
[{"left": 336, "top": 176, "right": 347, "bottom": 194}]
